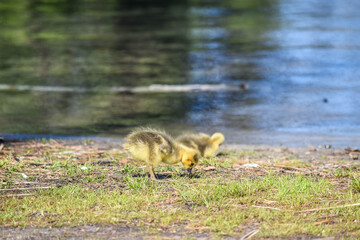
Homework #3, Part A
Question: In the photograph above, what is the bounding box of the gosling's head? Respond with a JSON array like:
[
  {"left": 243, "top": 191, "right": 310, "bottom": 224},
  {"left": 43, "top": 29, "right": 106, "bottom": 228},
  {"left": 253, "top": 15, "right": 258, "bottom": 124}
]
[{"left": 181, "top": 148, "right": 199, "bottom": 170}]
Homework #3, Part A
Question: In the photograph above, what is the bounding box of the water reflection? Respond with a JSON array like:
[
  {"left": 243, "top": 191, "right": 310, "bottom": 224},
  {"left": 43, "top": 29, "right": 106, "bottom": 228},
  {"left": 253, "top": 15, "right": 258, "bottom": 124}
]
[
  {"left": 0, "top": 0, "right": 359, "bottom": 146},
  {"left": 0, "top": 90, "right": 194, "bottom": 136}
]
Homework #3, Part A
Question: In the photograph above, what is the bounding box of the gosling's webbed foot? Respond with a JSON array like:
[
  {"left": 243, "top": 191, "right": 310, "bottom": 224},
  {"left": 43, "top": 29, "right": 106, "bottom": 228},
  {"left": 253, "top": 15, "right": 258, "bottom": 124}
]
[{"left": 148, "top": 165, "right": 158, "bottom": 181}]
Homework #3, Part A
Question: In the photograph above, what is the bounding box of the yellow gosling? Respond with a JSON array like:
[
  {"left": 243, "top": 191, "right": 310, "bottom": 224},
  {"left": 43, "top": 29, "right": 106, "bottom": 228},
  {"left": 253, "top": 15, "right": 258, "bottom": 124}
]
[
  {"left": 123, "top": 128, "right": 199, "bottom": 180},
  {"left": 177, "top": 132, "right": 225, "bottom": 158}
]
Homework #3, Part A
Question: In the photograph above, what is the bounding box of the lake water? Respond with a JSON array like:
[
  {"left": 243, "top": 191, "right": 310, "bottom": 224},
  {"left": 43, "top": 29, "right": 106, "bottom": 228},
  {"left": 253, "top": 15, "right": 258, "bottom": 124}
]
[{"left": 1, "top": 0, "right": 360, "bottom": 147}]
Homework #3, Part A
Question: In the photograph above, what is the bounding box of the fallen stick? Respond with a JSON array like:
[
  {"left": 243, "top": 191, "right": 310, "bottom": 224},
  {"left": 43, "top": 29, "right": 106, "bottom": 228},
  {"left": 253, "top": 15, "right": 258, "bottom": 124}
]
[
  {"left": 0, "top": 193, "right": 34, "bottom": 197},
  {"left": 297, "top": 203, "right": 360, "bottom": 213},
  {"left": 314, "top": 219, "right": 335, "bottom": 225},
  {"left": 0, "top": 186, "right": 52, "bottom": 192},
  {"left": 252, "top": 205, "right": 284, "bottom": 211},
  {"left": 240, "top": 229, "right": 259, "bottom": 240},
  {"left": 13, "top": 181, "right": 40, "bottom": 185},
  {"left": 268, "top": 164, "right": 305, "bottom": 172},
  {"left": 304, "top": 199, "right": 345, "bottom": 207},
  {"left": 253, "top": 203, "right": 360, "bottom": 213},
  {"left": 26, "top": 162, "right": 53, "bottom": 166}
]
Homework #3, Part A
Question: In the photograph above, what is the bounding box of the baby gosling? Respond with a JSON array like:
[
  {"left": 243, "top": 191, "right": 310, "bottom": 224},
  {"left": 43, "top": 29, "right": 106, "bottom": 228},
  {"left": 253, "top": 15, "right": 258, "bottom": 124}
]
[
  {"left": 177, "top": 132, "right": 225, "bottom": 158},
  {"left": 123, "top": 128, "right": 199, "bottom": 180}
]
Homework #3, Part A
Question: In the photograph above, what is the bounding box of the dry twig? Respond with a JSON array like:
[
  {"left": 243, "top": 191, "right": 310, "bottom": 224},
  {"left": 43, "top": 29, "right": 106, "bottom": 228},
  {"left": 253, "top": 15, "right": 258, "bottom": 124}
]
[
  {"left": 0, "top": 193, "right": 34, "bottom": 198},
  {"left": 0, "top": 186, "right": 52, "bottom": 192},
  {"left": 297, "top": 203, "right": 360, "bottom": 213},
  {"left": 268, "top": 164, "right": 305, "bottom": 172},
  {"left": 240, "top": 229, "right": 259, "bottom": 239},
  {"left": 304, "top": 199, "right": 345, "bottom": 207},
  {"left": 252, "top": 205, "right": 283, "bottom": 211}
]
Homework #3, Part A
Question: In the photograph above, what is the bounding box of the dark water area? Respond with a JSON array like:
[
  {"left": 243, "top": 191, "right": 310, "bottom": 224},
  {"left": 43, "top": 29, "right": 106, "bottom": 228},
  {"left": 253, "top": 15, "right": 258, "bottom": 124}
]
[{"left": 0, "top": 0, "right": 360, "bottom": 147}]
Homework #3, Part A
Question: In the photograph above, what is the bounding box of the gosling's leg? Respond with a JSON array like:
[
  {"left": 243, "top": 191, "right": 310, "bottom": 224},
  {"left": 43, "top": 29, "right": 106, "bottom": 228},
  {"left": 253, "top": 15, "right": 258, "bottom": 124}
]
[
  {"left": 187, "top": 168, "right": 192, "bottom": 178},
  {"left": 148, "top": 165, "right": 157, "bottom": 180}
]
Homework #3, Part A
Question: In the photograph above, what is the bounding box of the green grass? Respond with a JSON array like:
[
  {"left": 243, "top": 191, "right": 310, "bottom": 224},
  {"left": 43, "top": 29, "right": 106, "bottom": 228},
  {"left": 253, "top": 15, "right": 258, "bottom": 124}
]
[
  {"left": 1, "top": 173, "right": 360, "bottom": 237},
  {"left": 331, "top": 167, "right": 352, "bottom": 178},
  {"left": 1, "top": 141, "right": 360, "bottom": 238},
  {"left": 351, "top": 177, "right": 360, "bottom": 193}
]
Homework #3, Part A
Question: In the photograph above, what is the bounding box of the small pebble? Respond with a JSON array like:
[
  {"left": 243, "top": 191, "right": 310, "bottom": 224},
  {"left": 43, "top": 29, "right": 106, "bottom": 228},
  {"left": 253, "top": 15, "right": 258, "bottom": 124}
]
[
  {"left": 242, "top": 163, "right": 259, "bottom": 168},
  {"left": 21, "top": 173, "right": 29, "bottom": 179}
]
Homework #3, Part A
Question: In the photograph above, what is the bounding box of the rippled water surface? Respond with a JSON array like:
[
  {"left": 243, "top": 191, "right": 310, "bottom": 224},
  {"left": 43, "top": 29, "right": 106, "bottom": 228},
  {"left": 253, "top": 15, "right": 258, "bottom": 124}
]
[{"left": 0, "top": 0, "right": 359, "bottom": 146}]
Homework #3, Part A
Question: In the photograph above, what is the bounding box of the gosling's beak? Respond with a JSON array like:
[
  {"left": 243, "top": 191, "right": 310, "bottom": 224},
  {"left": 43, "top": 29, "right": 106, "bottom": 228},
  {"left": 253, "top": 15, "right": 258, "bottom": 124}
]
[{"left": 187, "top": 168, "right": 192, "bottom": 176}]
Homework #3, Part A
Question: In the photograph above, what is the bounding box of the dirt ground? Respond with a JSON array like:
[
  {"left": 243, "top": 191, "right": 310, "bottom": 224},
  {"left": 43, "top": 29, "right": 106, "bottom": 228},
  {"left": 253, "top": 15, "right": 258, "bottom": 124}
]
[
  {"left": 1, "top": 224, "right": 218, "bottom": 240},
  {"left": 0, "top": 138, "right": 359, "bottom": 240}
]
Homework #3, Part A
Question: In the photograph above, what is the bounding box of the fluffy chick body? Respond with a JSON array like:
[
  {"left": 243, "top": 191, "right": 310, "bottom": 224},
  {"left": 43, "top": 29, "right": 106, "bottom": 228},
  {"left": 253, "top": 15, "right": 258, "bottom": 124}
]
[
  {"left": 123, "top": 128, "right": 199, "bottom": 180},
  {"left": 177, "top": 132, "right": 225, "bottom": 158}
]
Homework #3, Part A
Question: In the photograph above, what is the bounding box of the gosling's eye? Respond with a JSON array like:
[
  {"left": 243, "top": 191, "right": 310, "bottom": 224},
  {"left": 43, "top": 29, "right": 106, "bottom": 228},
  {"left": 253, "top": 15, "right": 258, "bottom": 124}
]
[{"left": 190, "top": 162, "right": 194, "bottom": 166}]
